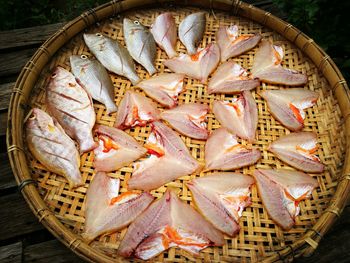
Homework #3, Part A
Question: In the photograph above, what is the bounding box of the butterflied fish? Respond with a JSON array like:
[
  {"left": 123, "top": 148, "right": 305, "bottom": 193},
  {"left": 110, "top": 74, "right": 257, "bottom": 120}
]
[
  {"left": 252, "top": 40, "right": 307, "bottom": 86},
  {"left": 217, "top": 25, "right": 261, "bottom": 62},
  {"left": 137, "top": 73, "right": 184, "bottom": 108},
  {"left": 268, "top": 132, "right": 324, "bottom": 173},
  {"left": 212, "top": 91, "right": 258, "bottom": 142},
  {"left": 187, "top": 172, "right": 254, "bottom": 236},
  {"left": 93, "top": 125, "right": 147, "bottom": 172},
  {"left": 253, "top": 169, "right": 318, "bottom": 230},
  {"left": 259, "top": 89, "right": 319, "bottom": 131},
  {"left": 123, "top": 18, "right": 157, "bottom": 75},
  {"left": 70, "top": 55, "right": 117, "bottom": 114},
  {"left": 128, "top": 121, "right": 201, "bottom": 191},
  {"left": 205, "top": 127, "right": 261, "bottom": 170},
  {"left": 150, "top": 13, "right": 177, "bottom": 58},
  {"left": 83, "top": 33, "right": 140, "bottom": 85},
  {"left": 164, "top": 43, "right": 220, "bottom": 84},
  {"left": 46, "top": 67, "right": 97, "bottom": 153},
  {"left": 160, "top": 103, "right": 209, "bottom": 140},
  {"left": 114, "top": 90, "right": 160, "bottom": 130},
  {"left": 179, "top": 12, "right": 206, "bottom": 55},
  {"left": 208, "top": 61, "right": 260, "bottom": 94},
  {"left": 83, "top": 172, "right": 154, "bottom": 242},
  {"left": 26, "top": 108, "right": 82, "bottom": 189},
  {"left": 118, "top": 188, "right": 224, "bottom": 259}
]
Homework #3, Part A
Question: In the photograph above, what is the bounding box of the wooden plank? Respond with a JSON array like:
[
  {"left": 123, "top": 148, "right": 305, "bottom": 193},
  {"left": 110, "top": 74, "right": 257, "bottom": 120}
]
[
  {"left": 0, "top": 192, "right": 43, "bottom": 241},
  {"left": 0, "top": 48, "right": 37, "bottom": 77},
  {"left": 0, "top": 23, "right": 64, "bottom": 51},
  {"left": 0, "top": 242, "right": 22, "bottom": 263},
  {"left": 0, "top": 112, "right": 7, "bottom": 137},
  {"left": 0, "top": 82, "right": 14, "bottom": 111},
  {"left": 0, "top": 153, "right": 16, "bottom": 191},
  {"left": 24, "top": 239, "right": 83, "bottom": 263}
]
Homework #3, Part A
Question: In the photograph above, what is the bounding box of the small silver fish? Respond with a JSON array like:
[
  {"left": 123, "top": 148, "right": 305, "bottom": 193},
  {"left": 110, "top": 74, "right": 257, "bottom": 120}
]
[
  {"left": 83, "top": 33, "right": 140, "bottom": 85},
  {"left": 46, "top": 67, "right": 97, "bottom": 153},
  {"left": 123, "top": 18, "right": 157, "bottom": 75},
  {"left": 26, "top": 108, "right": 82, "bottom": 189},
  {"left": 70, "top": 55, "right": 118, "bottom": 114},
  {"left": 179, "top": 12, "right": 206, "bottom": 55}
]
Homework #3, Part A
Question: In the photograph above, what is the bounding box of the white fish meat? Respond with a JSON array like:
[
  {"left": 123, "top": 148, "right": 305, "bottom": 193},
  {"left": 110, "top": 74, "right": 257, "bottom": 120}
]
[
  {"left": 252, "top": 40, "right": 307, "bottom": 86},
  {"left": 150, "top": 13, "right": 177, "bottom": 58},
  {"left": 123, "top": 18, "right": 157, "bottom": 75},
  {"left": 205, "top": 127, "right": 261, "bottom": 170},
  {"left": 259, "top": 89, "right": 319, "bottom": 131},
  {"left": 187, "top": 172, "right": 254, "bottom": 236},
  {"left": 128, "top": 121, "right": 201, "bottom": 191},
  {"left": 160, "top": 103, "right": 209, "bottom": 140},
  {"left": 179, "top": 12, "right": 206, "bottom": 55},
  {"left": 208, "top": 61, "right": 260, "bottom": 94},
  {"left": 93, "top": 125, "right": 147, "bottom": 172},
  {"left": 253, "top": 169, "right": 318, "bottom": 230},
  {"left": 217, "top": 25, "right": 261, "bottom": 62},
  {"left": 25, "top": 108, "right": 82, "bottom": 189},
  {"left": 136, "top": 73, "right": 184, "bottom": 108},
  {"left": 83, "top": 33, "right": 140, "bottom": 85},
  {"left": 118, "top": 188, "right": 224, "bottom": 260},
  {"left": 164, "top": 43, "right": 220, "bottom": 84},
  {"left": 268, "top": 132, "right": 325, "bottom": 173},
  {"left": 46, "top": 67, "right": 97, "bottom": 153},
  {"left": 212, "top": 91, "right": 258, "bottom": 142},
  {"left": 83, "top": 172, "right": 154, "bottom": 242},
  {"left": 70, "top": 55, "right": 118, "bottom": 114},
  {"left": 114, "top": 90, "right": 160, "bottom": 130}
]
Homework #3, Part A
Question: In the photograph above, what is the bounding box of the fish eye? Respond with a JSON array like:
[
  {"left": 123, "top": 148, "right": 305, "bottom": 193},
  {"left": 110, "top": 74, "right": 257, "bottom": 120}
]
[
  {"left": 51, "top": 73, "right": 57, "bottom": 78},
  {"left": 133, "top": 20, "right": 140, "bottom": 25},
  {"left": 81, "top": 54, "right": 87, "bottom": 59},
  {"left": 29, "top": 114, "right": 36, "bottom": 120},
  {"left": 96, "top": 33, "right": 102, "bottom": 37}
]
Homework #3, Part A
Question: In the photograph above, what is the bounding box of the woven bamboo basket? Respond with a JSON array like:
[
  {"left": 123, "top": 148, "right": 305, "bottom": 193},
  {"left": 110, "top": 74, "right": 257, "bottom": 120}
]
[{"left": 7, "top": 0, "right": 350, "bottom": 262}]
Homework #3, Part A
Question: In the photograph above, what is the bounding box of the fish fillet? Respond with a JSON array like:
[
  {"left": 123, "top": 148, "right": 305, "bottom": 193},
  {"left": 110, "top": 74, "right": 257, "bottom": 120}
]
[{"left": 118, "top": 188, "right": 224, "bottom": 259}]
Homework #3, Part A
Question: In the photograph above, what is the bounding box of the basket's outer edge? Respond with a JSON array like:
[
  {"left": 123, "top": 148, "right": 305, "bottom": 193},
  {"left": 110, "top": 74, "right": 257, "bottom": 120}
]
[{"left": 6, "top": 0, "right": 350, "bottom": 262}]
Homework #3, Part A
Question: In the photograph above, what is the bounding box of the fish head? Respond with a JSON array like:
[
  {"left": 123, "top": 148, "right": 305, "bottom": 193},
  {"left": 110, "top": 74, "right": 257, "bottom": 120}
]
[
  {"left": 70, "top": 54, "right": 91, "bottom": 70},
  {"left": 83, "top": 33, "right": 106, "bottom": 51},
  {"left": 25, "top": 108, "right": 58, "bottom": 134},
  {"left": 123, "top": 18, "right": 147, "bottom": 35}
]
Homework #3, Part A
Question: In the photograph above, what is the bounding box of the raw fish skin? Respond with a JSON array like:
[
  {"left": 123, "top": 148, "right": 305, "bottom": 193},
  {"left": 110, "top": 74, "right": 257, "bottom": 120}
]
[
  {"left": 128, "top": 121, "right": 201, "bottom": 191},
  {"left": 26, "top": 108, "right": 82, "bottom": 189},
  {"left": 93, "top": 125, "right": 147, "bottom": 172},
  {"left": 123, "top": 18, "right": 157, "bottom": 75},
  {"left": 268, "top": 132, "right": 325, "bottom": 173},
  {"left": 114, "top": 90, "right": 160, "bottom": 130},
  {"left": 70, "top": 55, "right": 118, "bottom": 114},
  {"left": 150, "top": 13, "right": 177, "bottom": 58},
  {"left": 217, "top": 25, "right": 261, "bottom": 62},
  {"left": 208, "top": 61, "right": 259, "bottom": 94},
  {"left": 161, "top": 103, "right": 209, "bottom": 140},
  {"left": 253, "top": 169, "right": 318, "bottom": 230},
  {"left": 118, "top": 189, "right": 224, "bottom": 259},
  {"left": 83, "top": 33, "right": 140, "bottom": 85},
  {"left": 179, "top": 12, "right": 206, "bottom": 55},
  {"left": 83, "top": 172, "right": 154, "bottom": 242},
  {"left": 212, "top": 91, "right": 258, "bottom": 142},
  {"left": 252, "top": 40, "right": 307, "bottom": 86},
  {"left": 259, "top": 89, "right": 319, "bottom": 131},
  {"left": 164, "top": 43, "right": 220, "bottom": 84},
  {"left": 205, "top": 127, "right": 261, "bottom": 170},
  {"left": 46, "top": 67, "right": 97, "bottom": 153},
  {"left": 187, "top": 172, "right": 254, "bottom": 236},
  {"left": 137, "top": 73, "right": 184, "bottom": 108}
]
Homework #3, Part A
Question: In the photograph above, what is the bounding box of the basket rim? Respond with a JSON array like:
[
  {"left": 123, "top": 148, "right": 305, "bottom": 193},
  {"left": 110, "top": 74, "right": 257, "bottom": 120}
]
[{"left": 6, "top": 0, "right": 350, "bottom": 262}]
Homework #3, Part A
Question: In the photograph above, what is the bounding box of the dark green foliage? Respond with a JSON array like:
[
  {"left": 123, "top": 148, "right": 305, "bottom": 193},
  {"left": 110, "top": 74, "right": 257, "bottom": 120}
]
[{"left": 272, "top": 0, "right": 350, "bottom": 81}]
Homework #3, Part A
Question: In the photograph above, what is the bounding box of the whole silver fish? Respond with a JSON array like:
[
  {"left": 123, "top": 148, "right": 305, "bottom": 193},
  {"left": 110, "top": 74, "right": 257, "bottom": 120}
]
[
  {"left": 179, "top": 12, "right": 206, "bottom": 55},
  {"left": 26, "top": 108, "right": 82, "bottom": 189},
  {"left": 123, "top": 18, "right": 157, "bottom": 75},
  {"left": 70, "top": 55, "right": 118, "bottom": 114},
  {"left": 83, "top": 33, "right": 140, "bottom": 85},
  {"left": 46, "top": 67, "right": 97, "bottom": 154}
]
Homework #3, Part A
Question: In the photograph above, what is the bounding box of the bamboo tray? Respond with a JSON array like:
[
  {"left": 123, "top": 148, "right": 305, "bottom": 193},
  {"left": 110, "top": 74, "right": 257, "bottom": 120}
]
[{"left": 7, "top": 0, "right": 350, "bottom": 262}]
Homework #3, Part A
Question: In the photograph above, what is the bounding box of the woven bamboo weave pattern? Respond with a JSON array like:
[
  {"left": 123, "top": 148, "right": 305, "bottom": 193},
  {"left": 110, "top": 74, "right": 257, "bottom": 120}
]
[{"left": 25, "top": 6, "right": 345, "bottom": 262}]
